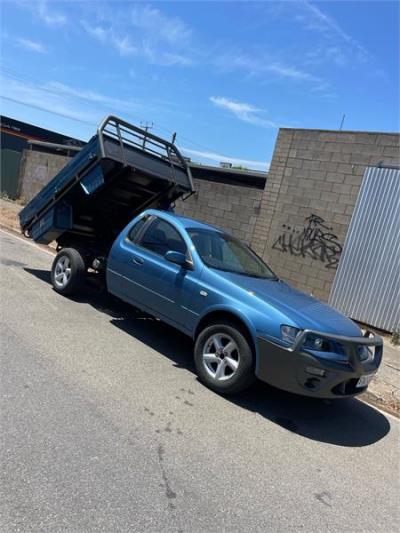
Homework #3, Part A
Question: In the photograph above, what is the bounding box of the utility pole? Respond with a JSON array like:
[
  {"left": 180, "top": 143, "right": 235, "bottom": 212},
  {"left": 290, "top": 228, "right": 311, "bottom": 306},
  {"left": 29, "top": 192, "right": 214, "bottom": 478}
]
[
  {"left": 140, "top": 121, "right": 154, "bottom": 133},
  {"left": 140, "top": 121, "right": 154, "bottom": 148}
]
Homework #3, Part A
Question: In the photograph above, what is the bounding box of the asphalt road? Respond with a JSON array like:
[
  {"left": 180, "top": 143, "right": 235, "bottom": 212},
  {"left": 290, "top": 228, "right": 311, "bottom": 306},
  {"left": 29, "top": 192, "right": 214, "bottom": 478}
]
[{"left": 0, "top": 228, "right": 399, "bottom": 533}]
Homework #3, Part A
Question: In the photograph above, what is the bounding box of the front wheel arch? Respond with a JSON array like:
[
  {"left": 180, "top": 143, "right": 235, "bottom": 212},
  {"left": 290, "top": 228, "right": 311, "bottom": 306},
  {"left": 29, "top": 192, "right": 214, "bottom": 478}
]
[
  {"left": 194, "top": 321, "right": 256, "bottom": 394},
  {"left": 194, "top": 310, "right": 257, "bottom": 361}
]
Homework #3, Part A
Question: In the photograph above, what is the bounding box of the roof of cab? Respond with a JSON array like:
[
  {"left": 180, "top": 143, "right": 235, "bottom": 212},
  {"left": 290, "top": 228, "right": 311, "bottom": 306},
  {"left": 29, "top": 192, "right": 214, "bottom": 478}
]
[{"left": 145, "top": 209, "right": 221, "bottom": 232}]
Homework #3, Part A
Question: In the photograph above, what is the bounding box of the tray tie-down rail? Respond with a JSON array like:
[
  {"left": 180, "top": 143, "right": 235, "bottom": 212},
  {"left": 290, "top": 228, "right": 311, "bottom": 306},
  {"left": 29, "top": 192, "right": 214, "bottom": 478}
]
[
  {"left": 97, "top": 115, "right": 194, "bottom": 190},
  {"left": 20, "top": 116, "right": 195, "bottom": 239}
]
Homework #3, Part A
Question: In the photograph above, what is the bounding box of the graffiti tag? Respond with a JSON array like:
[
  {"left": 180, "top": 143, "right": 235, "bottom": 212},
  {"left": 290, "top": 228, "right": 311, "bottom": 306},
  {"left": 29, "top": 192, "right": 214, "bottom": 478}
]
[{"left": 272, "top": 214, "right": 342, "bottom": 269}]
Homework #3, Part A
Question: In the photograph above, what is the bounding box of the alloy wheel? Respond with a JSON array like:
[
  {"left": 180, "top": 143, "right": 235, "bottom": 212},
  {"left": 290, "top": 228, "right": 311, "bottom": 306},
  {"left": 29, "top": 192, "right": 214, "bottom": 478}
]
[
  {"left": 54, "top": 256, "right": 72, "bottom": 288},
  {"left": 202, "top": 333, "right": 240, "bottom": 381}
]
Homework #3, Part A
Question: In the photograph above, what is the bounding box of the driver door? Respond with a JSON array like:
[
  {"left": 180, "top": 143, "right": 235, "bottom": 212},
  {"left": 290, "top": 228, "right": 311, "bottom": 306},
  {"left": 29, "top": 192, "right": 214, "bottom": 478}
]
[{"left": 121, "top": 216, "right": 197, "bottom": 328}]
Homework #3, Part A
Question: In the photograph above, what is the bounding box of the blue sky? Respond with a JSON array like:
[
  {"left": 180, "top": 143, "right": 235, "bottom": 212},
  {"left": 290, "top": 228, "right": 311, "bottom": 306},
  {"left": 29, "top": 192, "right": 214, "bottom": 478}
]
[{"left": 1, "top": 1, "right": 398, "bottom": 170}]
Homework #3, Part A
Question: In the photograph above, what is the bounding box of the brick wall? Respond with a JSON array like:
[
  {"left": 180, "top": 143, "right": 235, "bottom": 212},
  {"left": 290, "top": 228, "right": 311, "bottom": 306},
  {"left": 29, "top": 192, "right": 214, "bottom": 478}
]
[
  {"left": 18, "top": 149, "right": 71, "bottom": 202},
  {"left": 251, "top": 128, "right": 400, "bottom": 301},
  {"left": 175, "top": 178, "right": 263, "bottom": 244}
]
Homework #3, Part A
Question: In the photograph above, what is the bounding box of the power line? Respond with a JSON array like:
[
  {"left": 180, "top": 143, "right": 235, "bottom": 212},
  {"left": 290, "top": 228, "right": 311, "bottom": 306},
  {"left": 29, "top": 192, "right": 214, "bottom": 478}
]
[
  {"left": 2, "top": 92, "right": 263, "bottom": 166},
  {"left": 1, "top": 67, "right": 223, "bottom": 154},
  {"left": 1, "top": 66, "right": 259, "bottom": 164},
  {"left": 1, "top": 96, "right": 96, "bottom": 127}
]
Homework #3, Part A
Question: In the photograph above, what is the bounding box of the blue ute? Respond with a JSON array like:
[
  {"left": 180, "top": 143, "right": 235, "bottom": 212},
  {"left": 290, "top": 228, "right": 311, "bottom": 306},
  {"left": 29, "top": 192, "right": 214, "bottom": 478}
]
[{"left": 20, "top": 117, "right": 383, "bottom": 399}]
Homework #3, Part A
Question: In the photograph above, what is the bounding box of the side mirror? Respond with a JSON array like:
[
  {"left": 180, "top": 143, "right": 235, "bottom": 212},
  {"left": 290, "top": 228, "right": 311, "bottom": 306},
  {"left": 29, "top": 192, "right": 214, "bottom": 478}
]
[{"left": 165, "top": 250, "right": 189, "bottom": 268}]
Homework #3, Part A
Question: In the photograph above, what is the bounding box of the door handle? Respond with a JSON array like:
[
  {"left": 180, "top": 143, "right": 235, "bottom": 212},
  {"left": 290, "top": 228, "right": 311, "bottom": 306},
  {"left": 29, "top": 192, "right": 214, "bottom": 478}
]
[{"left": 132, "top": 256, "right": 144, "bottom": 265}]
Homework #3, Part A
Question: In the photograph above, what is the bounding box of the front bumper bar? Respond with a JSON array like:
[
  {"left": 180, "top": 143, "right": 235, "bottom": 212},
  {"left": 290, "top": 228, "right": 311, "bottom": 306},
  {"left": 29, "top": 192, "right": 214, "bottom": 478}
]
[{"left": 256, "top": 329, "right": 383, "bottom": 399}]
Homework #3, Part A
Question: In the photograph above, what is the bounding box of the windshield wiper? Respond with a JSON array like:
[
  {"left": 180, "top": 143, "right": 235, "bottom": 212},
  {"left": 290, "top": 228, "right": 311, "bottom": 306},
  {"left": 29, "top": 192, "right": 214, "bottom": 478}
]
[
  {"left": 206, "top": 263, "right": 278, "bottom": 281},
  {"left": 247, "top": 273, "right": 279, "bottom": 280}
]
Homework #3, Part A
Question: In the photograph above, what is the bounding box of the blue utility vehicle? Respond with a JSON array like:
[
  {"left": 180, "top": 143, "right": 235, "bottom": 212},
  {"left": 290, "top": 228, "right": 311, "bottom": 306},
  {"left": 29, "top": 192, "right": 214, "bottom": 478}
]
[{"left": 20, "top": 117, "right": 382, "bottom": 397}]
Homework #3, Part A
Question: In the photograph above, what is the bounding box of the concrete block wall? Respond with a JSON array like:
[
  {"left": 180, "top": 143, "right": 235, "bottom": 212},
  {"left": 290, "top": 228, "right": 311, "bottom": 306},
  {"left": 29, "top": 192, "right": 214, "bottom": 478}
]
[
  {"left": 16, "top": 149, "right": 263, "bottom": 244},
  {"left": 175, "top": 178, "right": 263, "bottom": 244},
  {"left": 251, "top": 128, "right": 400, "bottom": 301},
  {"left": 14, "top": 129, "right": 399, "bottom": 304},
  {"left": 18, "top": 149, "right": 71, "bottom": 202}
]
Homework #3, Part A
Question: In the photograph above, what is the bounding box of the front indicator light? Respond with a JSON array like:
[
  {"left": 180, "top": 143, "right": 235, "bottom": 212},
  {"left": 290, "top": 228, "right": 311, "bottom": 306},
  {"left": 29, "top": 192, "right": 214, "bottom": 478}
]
[{"left": 281, "top": 325, "right": 300, "bottom": 344}]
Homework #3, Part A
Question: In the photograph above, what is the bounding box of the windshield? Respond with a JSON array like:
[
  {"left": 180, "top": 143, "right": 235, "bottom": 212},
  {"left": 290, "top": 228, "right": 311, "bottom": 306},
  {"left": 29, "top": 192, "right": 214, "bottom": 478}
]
[{"left": 188, "top": 229, "right": 277, "bottom": 280}]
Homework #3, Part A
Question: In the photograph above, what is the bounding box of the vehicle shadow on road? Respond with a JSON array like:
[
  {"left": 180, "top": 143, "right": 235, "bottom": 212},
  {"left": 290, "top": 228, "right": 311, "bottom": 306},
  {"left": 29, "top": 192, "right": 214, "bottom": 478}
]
[
  {"left": 109, "top": 308, "right": 392, "bottom": 448},
  {"left": 24, "top": 268, "right": 392, "bottom": 448}
]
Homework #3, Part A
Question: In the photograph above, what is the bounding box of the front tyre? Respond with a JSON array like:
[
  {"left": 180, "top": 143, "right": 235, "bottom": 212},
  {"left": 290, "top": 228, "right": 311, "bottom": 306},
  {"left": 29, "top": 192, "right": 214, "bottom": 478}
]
[
  {"left": 51, "top": 248, "right": 86, "bottom": 296},
  {"left": 194, "top": 322, "right": 255, "bottom": 395}
]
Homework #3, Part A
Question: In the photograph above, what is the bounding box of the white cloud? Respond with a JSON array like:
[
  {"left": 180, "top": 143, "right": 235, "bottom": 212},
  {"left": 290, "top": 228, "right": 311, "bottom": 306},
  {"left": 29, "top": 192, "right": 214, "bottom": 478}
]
[
  {"left": 82, "top": 22, "right": 108, "bottom": 43},
  {"left": 83, "top": 5, "right": 318, "bottom": 81},
  {"left": 161, "top": 52, "right": 193, "bottom": 67},
  {"left": 266, "top": 62, "right": 317, "bottom": 82},
  {"left": 17, "top": 38, "right": 46, "bottom": 54},
  {"left": 212, "top": 48, "right": 322, "bottom": 87},
  {"left": 38, "top": 1, "right": 67, "bottom": 27},
  {"left": 15, "top": 1, "right": 67, "bottom": 30},
  {"left": 141, "top": 42, "right": 193, "bottom": 66},
  {"left": 180, "top": 147, "right": 269, "bottom": 172},
  {"left": 81, "top": 4, "right": 193, "bottom": 67},
  {"left": 304, "top": 46, "right": 348, "bottom": 68},
  {"left": 113, "top": 36, "right": 138, "bottom": 57},
  {"left": 131, "top": 4, "right": 191, "bottom": 45},
  {"left": 325, "top": 47, "right": 348, "bottom": 67},
  {"left": 82, "top": 19, "right": 193, "bottom": 66},
  {"left": 210, "top": 96, "right": 279, "bottom": 128},
  {"left": 300, "top": 1, "right": 368, "bottom": 62},
  {"left": 81, "top": 22, "right": 138, "bottom": 58}
]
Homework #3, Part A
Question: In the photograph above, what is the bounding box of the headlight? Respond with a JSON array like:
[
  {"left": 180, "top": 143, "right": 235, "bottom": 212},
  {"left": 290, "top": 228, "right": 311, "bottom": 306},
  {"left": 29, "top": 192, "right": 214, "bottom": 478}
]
[{"left": 280, "top": 325, "right": 300, "bottom": 344}]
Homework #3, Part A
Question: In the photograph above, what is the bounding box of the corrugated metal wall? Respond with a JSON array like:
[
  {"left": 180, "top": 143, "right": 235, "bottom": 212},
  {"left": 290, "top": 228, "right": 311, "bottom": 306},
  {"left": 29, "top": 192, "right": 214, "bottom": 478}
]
[
  {"left": 329, "top": 166, "right": 400, "bottom": 332},
  {"left": 1, "top": 149, "right": 22, "bottom": 199}
]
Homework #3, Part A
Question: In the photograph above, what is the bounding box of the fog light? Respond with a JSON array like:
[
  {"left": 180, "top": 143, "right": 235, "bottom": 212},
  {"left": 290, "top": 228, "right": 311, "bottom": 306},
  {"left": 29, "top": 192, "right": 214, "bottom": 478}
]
[
  {"left": 305, "top": 378, "right": 320, "bottom": 389},
  {"left": 306, "top": 366, "right": 326, "bottom": 377}
]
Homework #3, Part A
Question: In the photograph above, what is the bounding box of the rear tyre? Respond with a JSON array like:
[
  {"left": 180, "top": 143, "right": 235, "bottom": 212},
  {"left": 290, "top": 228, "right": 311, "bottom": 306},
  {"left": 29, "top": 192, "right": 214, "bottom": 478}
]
[
  {"left": 194, "top": 322, "right": 255, "bottom": 395},
  {"left": 51, "top": 248, "right": 86, "bottom": 296}
]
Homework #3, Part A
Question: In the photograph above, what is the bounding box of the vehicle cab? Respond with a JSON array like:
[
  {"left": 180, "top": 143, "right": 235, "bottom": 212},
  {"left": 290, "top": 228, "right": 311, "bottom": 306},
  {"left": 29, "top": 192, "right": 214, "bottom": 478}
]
[{"left": 105, "top": 209, "right": 383, "bottom": 398}]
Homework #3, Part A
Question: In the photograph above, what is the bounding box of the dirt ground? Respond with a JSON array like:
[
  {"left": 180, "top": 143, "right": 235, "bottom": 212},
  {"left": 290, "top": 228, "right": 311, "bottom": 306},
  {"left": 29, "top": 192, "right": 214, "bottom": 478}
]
[
  {"left": 362, "top": 341, "right": 400, "bottom": 417},
  {"left": 0, "top": 197, "right": 398, "bottom": 416},
  {"left": 0, "top": 198, "right": 57, "bottom": 250},
  {"left": 0, "top": 197, "right": 22, "bottom": 232}
]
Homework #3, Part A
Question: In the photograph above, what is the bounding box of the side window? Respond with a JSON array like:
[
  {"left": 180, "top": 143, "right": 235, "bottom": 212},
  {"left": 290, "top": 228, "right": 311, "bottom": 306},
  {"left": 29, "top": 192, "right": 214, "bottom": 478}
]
[
  {"left": 128, "top": 216, "right": 148, "bottom": 242},
  {"left": 139, "top": 218, "right": 187, "bottom": 257}
]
